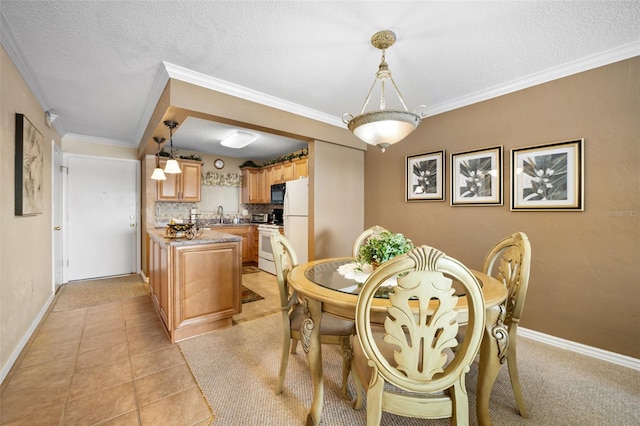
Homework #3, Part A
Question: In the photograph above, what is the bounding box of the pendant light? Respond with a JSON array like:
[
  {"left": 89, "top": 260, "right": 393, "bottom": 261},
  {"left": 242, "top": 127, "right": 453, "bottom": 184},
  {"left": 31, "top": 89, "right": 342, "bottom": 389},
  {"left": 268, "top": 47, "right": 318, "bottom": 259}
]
[
  {"left": 150, "top": 137, "right": 167, "bottom": 180},
  {"left": 163, "top": 120, "right": 181, "bottom": 174},
  {"left": 343, "top": 30, "right": 427, "bottom": 152}
]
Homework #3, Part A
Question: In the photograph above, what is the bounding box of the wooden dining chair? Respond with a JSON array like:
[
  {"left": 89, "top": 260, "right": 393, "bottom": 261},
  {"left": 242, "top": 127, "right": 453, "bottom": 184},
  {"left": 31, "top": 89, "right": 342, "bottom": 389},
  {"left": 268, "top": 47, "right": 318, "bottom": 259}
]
[
  {"left": 270, "top": 230, "right": 361, "bottom": 402},
  {"left": 352, "top": 225, "right": 388, "bottom": 257},
  {"left": 482, "top": 231, "right": 531, "bottom": 418},
  {"left": 353, "top": 245, "right": 486, "bottom": 425}
]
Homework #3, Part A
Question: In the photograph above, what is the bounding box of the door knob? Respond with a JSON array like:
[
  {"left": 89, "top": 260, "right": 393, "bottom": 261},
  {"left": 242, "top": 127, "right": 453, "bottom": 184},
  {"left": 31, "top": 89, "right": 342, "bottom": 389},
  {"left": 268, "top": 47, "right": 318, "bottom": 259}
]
[
  {"left": 54, "top": 226, "right": 61, "bottom": 231},
  {"left": 130, "top": 223, "right": 136, "bottom": 228}
]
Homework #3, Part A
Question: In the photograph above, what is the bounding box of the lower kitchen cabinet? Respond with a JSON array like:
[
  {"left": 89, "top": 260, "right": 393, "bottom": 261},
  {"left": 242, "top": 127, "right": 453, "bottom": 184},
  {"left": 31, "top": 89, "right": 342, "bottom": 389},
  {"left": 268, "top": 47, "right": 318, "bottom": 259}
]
[
  {"left": 148, "top": 229, "right": 242, "bottom": 343},
  {"left": 219, "top": 225, "right": 254, "bottom": 264}
]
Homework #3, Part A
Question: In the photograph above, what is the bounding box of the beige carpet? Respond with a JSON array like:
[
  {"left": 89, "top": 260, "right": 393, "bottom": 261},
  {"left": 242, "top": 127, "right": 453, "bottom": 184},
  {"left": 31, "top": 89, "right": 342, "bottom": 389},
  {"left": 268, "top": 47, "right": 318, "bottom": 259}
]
[
  {"left": 179, "top": 313, "right": 640, "bottom": 426},
  {"left": 53, "top": 274, "right": 148, "bottom": 311}
]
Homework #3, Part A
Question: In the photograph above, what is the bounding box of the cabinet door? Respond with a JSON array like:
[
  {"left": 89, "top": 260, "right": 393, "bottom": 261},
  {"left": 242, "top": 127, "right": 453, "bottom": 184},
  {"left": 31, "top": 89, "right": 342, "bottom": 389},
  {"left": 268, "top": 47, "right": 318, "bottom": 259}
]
[
  {"left": 293, "top": 158, "right": 308, "bottom": 179},
  {"left": 256, "top": 169, "right": 266, "bottom": 203},
  {"left": 156, "top": 160, "right": 201, "bottom": 202},
  {"left": 157, "top": 161, "right": 180, "bottom": 200},
  {"left": 282, "top": 162, "right": 294, "bottom": 182},
  {"left": 271, "top": 164, "right": 283, "bottom": 184},
  {"left": 181, "top": 162, "right": 201, "bottom": 202}
]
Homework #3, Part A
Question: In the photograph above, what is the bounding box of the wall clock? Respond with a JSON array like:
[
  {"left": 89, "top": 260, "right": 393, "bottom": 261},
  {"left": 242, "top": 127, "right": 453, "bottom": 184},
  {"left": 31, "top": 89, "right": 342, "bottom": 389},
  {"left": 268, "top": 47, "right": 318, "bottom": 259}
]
[{"left": 214, "top": 159, "right": 225, "bottom": 169}]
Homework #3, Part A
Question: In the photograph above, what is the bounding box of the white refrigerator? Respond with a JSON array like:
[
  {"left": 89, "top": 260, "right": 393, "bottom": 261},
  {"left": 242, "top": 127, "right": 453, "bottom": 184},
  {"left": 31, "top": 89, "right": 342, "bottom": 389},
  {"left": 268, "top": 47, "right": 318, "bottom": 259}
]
[{"left": 284, "top": 178, "right": 309, "bottom": 264}]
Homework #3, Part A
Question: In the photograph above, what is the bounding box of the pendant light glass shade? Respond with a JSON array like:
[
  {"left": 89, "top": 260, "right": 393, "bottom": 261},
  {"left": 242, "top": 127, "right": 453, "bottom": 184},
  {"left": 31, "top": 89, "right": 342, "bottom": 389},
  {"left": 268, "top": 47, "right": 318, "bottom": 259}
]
[
  {"left": 343, "top": 30, "right": 426, "bottom": 153},
  {"left": 150, "top": 137, "right": 167, "bottom": 180},
  {"left": 163, "top": 158, "right": 181, "bottom": 174},
  {"left": 163, "top": 120, "right": 181, "bottom": 174},
  {"left": 150, "top": 167, "right": 167, "bottom": 180}
]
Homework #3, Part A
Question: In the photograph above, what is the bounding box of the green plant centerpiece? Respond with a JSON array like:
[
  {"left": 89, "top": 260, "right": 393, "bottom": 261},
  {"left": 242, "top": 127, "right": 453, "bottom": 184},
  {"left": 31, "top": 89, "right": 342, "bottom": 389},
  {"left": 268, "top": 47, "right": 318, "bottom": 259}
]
[{"left": 357, "top": 230, "right": 413, "bottom": 268}]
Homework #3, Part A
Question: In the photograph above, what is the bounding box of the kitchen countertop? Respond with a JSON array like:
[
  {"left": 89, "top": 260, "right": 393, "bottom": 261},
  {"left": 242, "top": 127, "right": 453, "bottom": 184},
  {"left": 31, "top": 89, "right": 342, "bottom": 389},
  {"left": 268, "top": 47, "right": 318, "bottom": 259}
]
[{"left": 148, "top": 228, "right": 242, "bottom": 248}]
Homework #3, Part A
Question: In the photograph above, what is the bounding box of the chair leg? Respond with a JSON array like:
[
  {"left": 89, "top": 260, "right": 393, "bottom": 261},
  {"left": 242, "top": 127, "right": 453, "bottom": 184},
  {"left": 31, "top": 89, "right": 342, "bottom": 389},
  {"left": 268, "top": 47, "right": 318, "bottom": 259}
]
[
  {"left": 276, "top": 329, "right": 293, "bottom": 394},
  {"left": 366, "top": 375, "right": 383, "bottom": 426},
  {"left": 340, "top": 337, "right": 351, "bottom": 399},
  {"left": 507, "top": 347, "right": 528, "bottom": 418}
]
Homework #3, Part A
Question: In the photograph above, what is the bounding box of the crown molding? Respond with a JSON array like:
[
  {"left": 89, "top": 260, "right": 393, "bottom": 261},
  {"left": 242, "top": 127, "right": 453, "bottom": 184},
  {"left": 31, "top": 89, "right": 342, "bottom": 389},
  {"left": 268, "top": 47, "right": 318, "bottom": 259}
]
[
  {"left": 63, "top": 133, "right": 133, "bottom": 147},
  {"left": 0, "top": 12, "right": 66, "bottom": 137},
  {"left": 162, "top": 61, "right": 345, "bottom": 128},
  {"left": 427, "top": 41, "right": 640, "bottom": 117},
  {"left": 133, "top": 62, "right": 171, "bottom": 147}
]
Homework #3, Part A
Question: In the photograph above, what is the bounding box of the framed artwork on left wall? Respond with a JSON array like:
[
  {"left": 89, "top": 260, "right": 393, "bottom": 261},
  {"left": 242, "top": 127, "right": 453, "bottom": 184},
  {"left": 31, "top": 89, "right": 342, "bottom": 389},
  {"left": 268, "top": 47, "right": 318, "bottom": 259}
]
[{"left": 15, "top": 113, "right": 44, "bottom": 216}]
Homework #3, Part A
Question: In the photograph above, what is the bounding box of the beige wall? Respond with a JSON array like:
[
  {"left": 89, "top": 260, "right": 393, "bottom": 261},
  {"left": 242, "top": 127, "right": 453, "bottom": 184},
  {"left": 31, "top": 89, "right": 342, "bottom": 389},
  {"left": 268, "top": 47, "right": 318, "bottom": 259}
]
[
  {"left": 311, "top": 141, "right": 365, "bottom": 259},
  {"left": 363, "top": 57, "right": 640, "bottom": 358},
  {"left": 62, "top": 137, "right": 138, "bottom": 159},
  {"left": 0, "top": 46, "right": 60, "bottom": 379}
]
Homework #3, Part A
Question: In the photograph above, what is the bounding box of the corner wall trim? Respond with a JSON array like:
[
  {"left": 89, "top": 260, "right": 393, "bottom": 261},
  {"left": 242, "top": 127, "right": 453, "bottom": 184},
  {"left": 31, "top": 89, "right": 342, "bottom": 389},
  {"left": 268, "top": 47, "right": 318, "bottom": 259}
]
[{"left": 518, "top": 327, "right": 640, "bottom": 371}]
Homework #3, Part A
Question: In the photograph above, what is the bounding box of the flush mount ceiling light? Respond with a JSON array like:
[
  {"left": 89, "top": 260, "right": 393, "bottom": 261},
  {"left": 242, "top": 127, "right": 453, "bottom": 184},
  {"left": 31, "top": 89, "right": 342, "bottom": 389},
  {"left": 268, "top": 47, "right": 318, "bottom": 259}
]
[
  {"left": 150, "top": 137, "right": 167, "bottom": 181},
  {"left": 220, "top": 130, "right": 258, "bottom": 149},
  {"left": 163, "top": 120, "right": 181, "bottom": 174},
  {"left": 343, "top": 30, "right": 427, "bottom": 153}
]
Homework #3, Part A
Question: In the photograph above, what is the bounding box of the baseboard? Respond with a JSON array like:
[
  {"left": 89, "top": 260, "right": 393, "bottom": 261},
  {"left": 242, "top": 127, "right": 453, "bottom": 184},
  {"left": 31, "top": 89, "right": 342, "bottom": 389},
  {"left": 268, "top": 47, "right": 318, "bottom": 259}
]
[
  {"left": 519, "top": 327, "right": 640, "bottom": 371},
  {"left": 0, "top": 292, "right": 56, "bottom": 385}
]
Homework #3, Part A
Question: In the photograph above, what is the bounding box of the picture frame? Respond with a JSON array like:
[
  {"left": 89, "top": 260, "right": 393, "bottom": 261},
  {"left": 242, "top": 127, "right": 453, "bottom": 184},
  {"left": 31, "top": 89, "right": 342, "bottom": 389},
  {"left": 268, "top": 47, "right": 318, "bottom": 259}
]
[
  {"left": 511, "top": 138, "right": 584, "bottom": 211},
  {"left": 451, "top": 146, "right": 503, "bottom": 206},
  {"left": 15, "top": 113, "right": 44, "bottom": 216},
  {"left": 405, "top": 150, "right": 445, "bottom": 201}
]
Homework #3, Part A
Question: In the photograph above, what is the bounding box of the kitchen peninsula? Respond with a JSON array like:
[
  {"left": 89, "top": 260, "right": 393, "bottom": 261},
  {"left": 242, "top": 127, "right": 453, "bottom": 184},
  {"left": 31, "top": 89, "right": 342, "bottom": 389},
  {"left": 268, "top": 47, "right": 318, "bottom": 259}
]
[{"left": 147, "top": 228, "right": 242, "bottom": 343}]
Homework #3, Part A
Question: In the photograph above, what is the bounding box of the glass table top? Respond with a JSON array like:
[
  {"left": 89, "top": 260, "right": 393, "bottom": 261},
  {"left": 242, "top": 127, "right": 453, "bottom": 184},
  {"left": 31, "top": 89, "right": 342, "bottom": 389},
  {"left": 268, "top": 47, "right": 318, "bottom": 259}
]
[{"left": 303, "top": 258, "right": 471, "bottom": 298}]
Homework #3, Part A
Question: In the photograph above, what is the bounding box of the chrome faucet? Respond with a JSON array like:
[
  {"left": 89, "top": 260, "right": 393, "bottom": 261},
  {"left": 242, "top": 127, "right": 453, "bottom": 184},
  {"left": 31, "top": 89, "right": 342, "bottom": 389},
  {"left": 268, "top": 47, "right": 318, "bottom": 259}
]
[{"left": 216, "top": 205, "right": 224, "bottom": 223}]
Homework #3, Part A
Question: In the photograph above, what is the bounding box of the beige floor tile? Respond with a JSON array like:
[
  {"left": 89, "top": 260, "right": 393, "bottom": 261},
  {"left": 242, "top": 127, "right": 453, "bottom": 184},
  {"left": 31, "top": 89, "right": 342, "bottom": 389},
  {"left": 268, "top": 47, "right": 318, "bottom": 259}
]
[
  {"left": 97, "top": 410, "right": 141, "bottom": 426},
  {"left": 79, "top": 327, "right": 129, "bottom": 353},
  {"left": 125, "top": 310, "right": 161, "bottom": 327},
  {"left": 138, "top": 387, "right": 211, "bottom": 426},
  {"left": 68, "top": 359, "right": 133, "bottom": 401},
  {"left": 15, "top": 341, "right": 79, "bottom": 369},
  {"left": 63, "top": 381, "right": 136, "bottom": 426},
  {"left": 127, "top": 328, "right": 173, "bottom": 357},
  {"left": 0, "top": 402, "right": 64, "bottom": 426},
  {"left": 126, "top": 319, "right": 166, "bottom": 340},
  {"left": 131, "top": 345, "right": 185, "bottom": 378},
  {"left": 134, "top": 363, "right": 198, "bottom": 406},
  {"left": 75, "top": 341, "right": 130, "bottom": 371},
  {"left": 1, "top": 354, "right": 75, "bottom": 396},
  {"left": 0, "top": 375, "right": 71, "bottom": 423}
]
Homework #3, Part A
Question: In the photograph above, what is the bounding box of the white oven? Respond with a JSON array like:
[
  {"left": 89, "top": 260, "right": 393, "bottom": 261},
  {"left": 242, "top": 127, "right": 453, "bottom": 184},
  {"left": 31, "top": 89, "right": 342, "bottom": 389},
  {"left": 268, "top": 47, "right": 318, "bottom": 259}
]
[{"left": 257, "top": 224, "right": 283, "bottom": 274}]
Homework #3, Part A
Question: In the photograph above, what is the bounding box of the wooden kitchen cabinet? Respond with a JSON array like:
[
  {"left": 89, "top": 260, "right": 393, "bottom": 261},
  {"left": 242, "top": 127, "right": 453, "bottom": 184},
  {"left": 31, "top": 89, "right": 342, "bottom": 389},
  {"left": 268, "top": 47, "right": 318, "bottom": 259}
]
[
  {"left": 156, "top": 159, "right": 202, "bottom": 202},
  {"left": 218, "top": 225, "right": 253, "bottom": 264},
  {"left": 148, "top": 229, "right": 242, "bottom": 343},
  {"left": 293, "top": 158, "right": 308, "bottom": 179},
  {"left": 241, "top": 167, "right": 266, "bottom": 204}
]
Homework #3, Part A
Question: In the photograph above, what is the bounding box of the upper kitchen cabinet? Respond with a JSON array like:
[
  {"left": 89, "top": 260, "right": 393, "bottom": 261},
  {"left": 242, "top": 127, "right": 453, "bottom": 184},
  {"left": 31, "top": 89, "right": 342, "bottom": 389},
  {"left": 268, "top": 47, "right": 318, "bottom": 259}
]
[
  {"left": 157, "top": 159, "right": 202, "bottom": 202},
  {"left": 293, "top": 158, "right": 308, "bottom": 179},
  {"left": 241, "top": 167, "right": 266, "bottom": 204}
]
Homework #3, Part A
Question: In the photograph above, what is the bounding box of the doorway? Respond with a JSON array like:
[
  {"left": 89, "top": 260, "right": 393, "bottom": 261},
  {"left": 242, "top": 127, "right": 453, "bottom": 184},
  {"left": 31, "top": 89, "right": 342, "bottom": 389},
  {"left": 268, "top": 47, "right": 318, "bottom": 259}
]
[
  {"left": 53, "top": 146, "right": 64, "bottom": 289},
  {"left": 66, "top": 155, "right": 139, "bottom": 281}
]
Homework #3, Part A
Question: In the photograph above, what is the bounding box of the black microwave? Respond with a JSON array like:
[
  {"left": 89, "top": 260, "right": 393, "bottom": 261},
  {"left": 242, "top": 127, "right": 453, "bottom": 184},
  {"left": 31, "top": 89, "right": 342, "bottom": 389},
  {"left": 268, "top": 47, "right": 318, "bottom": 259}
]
[{"left": 271, "top": 183, "right": 286, "bottom": 205}]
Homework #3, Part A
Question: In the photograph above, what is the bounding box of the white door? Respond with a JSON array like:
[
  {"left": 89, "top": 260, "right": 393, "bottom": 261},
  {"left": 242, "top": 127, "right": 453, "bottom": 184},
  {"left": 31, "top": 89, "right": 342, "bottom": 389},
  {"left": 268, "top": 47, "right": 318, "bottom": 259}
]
[
  {"left": 53, "top": 147, "right": 64, "bottom": 289},
  {"left": 67, "top": 155, "right": 139, "bottom": 281}
]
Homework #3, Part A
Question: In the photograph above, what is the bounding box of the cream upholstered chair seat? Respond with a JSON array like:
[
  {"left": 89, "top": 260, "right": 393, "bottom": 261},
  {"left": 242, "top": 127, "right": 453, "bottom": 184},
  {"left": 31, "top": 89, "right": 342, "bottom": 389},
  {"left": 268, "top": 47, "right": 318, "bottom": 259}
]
[
  {"left": 271, "top": 230, "right": 362, "bottom": 404},
  {"left": 353, "top": 245, "right": 486, "bottom": 425}
]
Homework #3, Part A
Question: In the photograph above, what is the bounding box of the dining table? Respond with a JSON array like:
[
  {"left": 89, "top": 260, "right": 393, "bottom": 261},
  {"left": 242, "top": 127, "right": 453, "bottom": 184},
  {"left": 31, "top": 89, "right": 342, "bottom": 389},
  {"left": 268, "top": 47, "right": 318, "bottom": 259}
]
[{"left": 287, "top": 257, "right": 509, "bottom": 426}]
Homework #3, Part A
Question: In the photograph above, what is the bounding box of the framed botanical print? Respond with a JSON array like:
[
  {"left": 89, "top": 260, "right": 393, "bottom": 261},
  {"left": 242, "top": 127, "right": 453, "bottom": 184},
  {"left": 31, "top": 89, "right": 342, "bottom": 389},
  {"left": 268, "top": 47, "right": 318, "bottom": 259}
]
[
  {"left": 451, "top": 146, "right": 503, "bottom": 206},
  {"left": 15, "top": 113, "right": 44, "bottom": 216},
  {"left": 406, "top": 150, "right": 445, "bottom": 201},
  {"left": 511, "top": 139, "right": 584, "bottom": 211}
]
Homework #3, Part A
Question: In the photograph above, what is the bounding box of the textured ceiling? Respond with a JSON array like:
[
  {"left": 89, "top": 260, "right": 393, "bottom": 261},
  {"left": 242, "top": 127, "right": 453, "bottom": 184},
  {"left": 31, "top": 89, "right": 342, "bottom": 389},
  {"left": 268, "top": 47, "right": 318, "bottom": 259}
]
[{"left": 1, "top": 1, "right": 639, "bottom": 159}]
